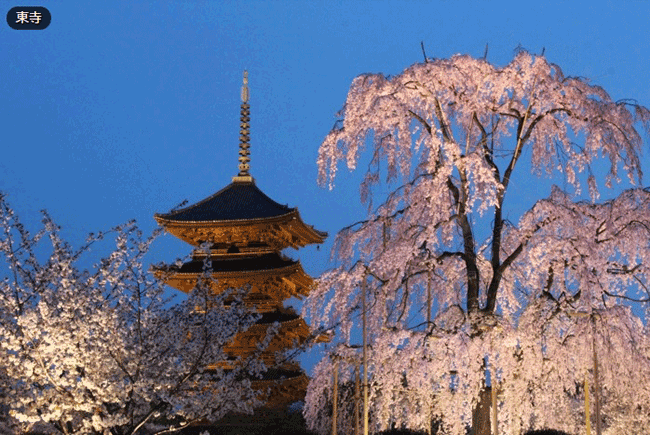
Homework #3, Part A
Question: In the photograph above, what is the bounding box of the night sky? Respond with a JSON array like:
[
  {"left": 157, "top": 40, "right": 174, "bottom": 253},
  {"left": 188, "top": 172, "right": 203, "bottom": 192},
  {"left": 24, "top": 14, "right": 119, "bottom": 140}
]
[{"left": 1, "top": 1, "right": 648, "bottom": 373}]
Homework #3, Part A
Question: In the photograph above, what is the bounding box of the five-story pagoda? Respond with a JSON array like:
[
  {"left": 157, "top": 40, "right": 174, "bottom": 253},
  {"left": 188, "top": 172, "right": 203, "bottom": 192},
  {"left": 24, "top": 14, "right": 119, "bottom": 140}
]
[{"left": 153, "top": 71, "right": 326, "bottom": 408}]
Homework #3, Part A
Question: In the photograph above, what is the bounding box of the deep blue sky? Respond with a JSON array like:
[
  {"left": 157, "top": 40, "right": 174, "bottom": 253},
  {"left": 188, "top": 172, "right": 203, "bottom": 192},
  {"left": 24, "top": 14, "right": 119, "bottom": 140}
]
[{"left": 1, "top": 1, "right": 649, "bottom": 374}]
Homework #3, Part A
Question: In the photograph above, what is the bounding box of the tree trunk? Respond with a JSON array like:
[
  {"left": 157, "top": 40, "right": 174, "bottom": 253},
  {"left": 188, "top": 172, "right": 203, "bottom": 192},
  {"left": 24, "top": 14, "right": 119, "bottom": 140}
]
[{"left": 472, "top": 387, "right": 492, "bottom": 435}]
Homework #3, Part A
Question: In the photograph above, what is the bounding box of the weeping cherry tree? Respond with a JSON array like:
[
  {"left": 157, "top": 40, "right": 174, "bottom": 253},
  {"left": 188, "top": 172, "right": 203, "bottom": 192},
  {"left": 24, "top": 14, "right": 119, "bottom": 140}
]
[{"left": 303, "top": 51, "right": 650, "bottom": 435}]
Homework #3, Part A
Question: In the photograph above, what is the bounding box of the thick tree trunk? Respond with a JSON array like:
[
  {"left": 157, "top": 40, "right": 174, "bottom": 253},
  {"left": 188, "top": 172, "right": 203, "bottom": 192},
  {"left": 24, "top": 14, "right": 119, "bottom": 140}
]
[{"left": 472, "top": 387, "right": 492, "bottom": 435}]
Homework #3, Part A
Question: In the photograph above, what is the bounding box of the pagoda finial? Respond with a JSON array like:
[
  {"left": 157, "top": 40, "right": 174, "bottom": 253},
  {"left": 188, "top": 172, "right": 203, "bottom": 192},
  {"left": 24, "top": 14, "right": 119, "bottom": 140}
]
[
  {"left": 241, "top": 70, "right": 249, "bottom": 103},
  {"left": 233, "top": 70, "right": 253, "bottom": 183}
]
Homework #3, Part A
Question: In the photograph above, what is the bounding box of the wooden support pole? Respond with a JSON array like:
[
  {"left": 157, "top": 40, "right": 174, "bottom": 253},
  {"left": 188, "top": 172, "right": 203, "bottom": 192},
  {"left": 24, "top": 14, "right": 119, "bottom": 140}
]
[
  {"left": 585, "top": 376, "right": 591, "bottom": 435},
  {"left": 355, "top": 361, "right": 361, "bottom": 435},
  {"left": 362, "top": 276, "right": 369, "bottom": 435},
  {"left": 332, "top": 358, "right": 339, "bottom": 435},
  {"left": 593, "top": 339, "right": 601, "bottom": 435},
  {"left": 427, "top": 269, "right": 432, "bottom": 326},
  {"left": 491, "top": 382, "right": 498, "bottom": 435}
]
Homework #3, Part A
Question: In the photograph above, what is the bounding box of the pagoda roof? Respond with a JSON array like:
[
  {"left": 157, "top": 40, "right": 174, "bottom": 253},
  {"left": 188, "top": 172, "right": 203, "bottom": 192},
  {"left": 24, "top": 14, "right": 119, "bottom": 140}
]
[
  {"left": 154, "top": 180, "right": 327, "bottom": 248},
  {"left": 153, "top": 253, "right": 314, "bottom": 301},
  {"left": 252, "top": 372, "right": 309, "bottom": 406},
  {"left": 156, "top": 180, "right": 294, "bottom": 223},
  {"left": 169, "top": 252, "right": 296, "bottom": 274},
  {"left": 224, "top": 316, "right": 311, "bottom": 362}
]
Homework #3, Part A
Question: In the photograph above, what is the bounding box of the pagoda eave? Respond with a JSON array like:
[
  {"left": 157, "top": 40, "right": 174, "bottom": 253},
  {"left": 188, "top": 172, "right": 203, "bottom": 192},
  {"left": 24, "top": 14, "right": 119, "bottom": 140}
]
[
  {"left": 154, "top": 209, "right": 296, "bottom": 228},
  {"left": 251, "top": 373, "right": 309, "bottom": 407},
  {"left": 223, "top": 316, "right": 312, "bottom": 358},
  {"left": 155, "top": 264, "right": 313, "bottom": 300},
  {"left": 154, "top": 210, "right": 326, "bottom": 248}
]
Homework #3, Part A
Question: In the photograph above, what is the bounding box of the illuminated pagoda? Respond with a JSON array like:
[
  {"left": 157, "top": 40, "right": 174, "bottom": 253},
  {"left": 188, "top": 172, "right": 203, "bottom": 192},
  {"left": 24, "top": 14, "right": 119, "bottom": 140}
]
[{"left": 153, "top": 71, "right": 326, "bottom": 408}]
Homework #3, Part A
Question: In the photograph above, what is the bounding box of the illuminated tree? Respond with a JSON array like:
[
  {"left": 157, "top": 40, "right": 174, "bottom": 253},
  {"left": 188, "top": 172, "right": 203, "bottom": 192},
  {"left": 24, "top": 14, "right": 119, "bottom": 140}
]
[
  {"left": 305, "top": 52, "right": 650, "bottom": 434},
  {"left": 0, "top": 194, "right": 266, "bottom": 435}
]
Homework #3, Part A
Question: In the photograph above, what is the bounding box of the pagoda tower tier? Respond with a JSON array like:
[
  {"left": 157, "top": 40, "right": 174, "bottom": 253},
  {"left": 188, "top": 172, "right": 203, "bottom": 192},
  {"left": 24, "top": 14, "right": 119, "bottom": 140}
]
[
  {"left": 154, "top": 180, "right": 325, "bottom": 250},
  {"left": 154, "top": 71, "right": 326, "bottom": 409},
  {"left": 251, "top": 369, "right": 309, "bottom": 407},
  {"left": 221, "top": 310, "right": 311, "bottom": 364},
  {"left": 152, "top": 251, "right": 314, "bottom": 308}
]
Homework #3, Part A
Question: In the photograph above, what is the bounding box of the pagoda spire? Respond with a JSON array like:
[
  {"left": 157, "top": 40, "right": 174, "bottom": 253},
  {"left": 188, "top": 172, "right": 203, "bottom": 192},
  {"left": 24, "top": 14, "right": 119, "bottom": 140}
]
[{"left": 233, "top": 70, "right": 253, "bottom": 183}]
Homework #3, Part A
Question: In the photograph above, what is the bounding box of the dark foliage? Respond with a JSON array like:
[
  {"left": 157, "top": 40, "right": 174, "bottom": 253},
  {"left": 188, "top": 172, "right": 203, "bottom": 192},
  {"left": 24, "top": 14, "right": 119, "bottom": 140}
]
[
  {"left": 377, "top": 429, "right": 430, "bottom": 435},
  {"left": 180, "top": 406, "right": 318, "bottom": 435},
  {"left": 524, "top": 430, "right": 572, "bottom": 435}
]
